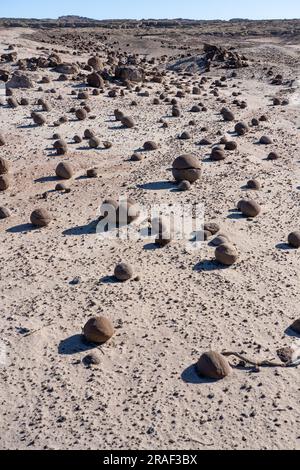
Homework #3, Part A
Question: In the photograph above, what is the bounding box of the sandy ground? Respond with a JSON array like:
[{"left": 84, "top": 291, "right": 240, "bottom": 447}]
[{"left": 0, "top": 27, "right": 299, "bottom": 450}]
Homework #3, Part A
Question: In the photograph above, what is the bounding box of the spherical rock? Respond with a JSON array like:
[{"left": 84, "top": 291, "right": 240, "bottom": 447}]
[
  {"left": 55, "top": 162, "right": 73, "bottom": 180},
  {"left": 260, "top": 135, "right": 272, "bottom": 145},
  {"left": 215, "top": 244, "right": 238, "bottom": 266},
  {"left": 0, "top": 175, "right": 10, "bottom": 191},
  {"left": 30, "top": 208, "right": 51, "bottom": 227},
  {"left": 83, "top": 352, "right": 101, "bottom": 367},
  {"left": 172, "top": 154, "right": 201, "bottom": 184},
  {"left": 178, "top": 180, "right": 191, "bottom": 191},
  {"left": 211, "top": 147, "right": 225, "bottom": 161},
  {"left": 75, "top": 108, "right": 87, "bottom": 121},
  {"left": 131, "top": 153, "right": 143, "bottom": 162},
  {"left": 33, "top": 113, "right": 46, "bottom": 126},
  {"left": 114, "top": 263, "right": 133, "bottom": 282},
  {"left": 247, "top": 179, "right": 261, "bottom": 190},
  {"left": 238, "top": 199, "right": 261, "bottom": 217},
  {"left": 53, "top": 139, "right": 68, "bottom": 155},
  {"left": 211, "top": 234, "right": 230, "bottom": 247},
  {"left": 55, "top": 183, "right": 68, "bottom": 191},
  {"left": 87, "top": 72, "right": 104, "bottom": 88},
  {"left": 267, "top": 151, "right": 279, "bottom": 161},
  {"left": 87, "top": 168, "right": 98, "bottom": 178},
  {"left": 78, "top": 91, "right": 89, "bottom": 100},
  {"left": 83, "top": 316, "right": 114, "bottom": 344},
  {"left": 89, "top": 137, "right": 101, "bottom": 149},
  {"left": 103, "top": 141, "right": 112, "bottom": 149},
  {"left": 179, "top": 131, "right": 191, "bottom": 140},
  {"left": 172, "top": 106, "right": 181, "bottom": 117},
  {"left": 7, "top": 97, "right": 18, "bottom": 108},
  {"left": 196, "top": 351, "right": 232, "bottom": 380},
  {"left": 114, "top": 109, "right": 124, "bottom": 121},
  {"left": 143, "top": 141, "right": 158, "bottom": 151},
  {"left": 100, "top": 198, "right": 140, "bottom": 225},
  {"left": 121, "top": 116, "right": 135, "bottom": 128},
  {"left": 288, "top": 231, "right": 300, "bottom": 248},
  {"left": 235, "top": 122, "right": 249, "bottom": 136},
  {"left": 88, "top": 56, "right": 103, "bottom": 71},
  {"left": 221, "top": 109, "right": 235, "bottom": 122},
  {"left": 0, "top": 207, "right": 11, "bottom": 219},
  {"left": 84, "top": 129, "right": 95, "bottom": 139},
  {"left": 74, "top": 135, "right": 82, "bottom": 143},
  {"left": 204, "top": 222, "right": 220, "bottom": 235},
  {"left": 199, "top": 138, "right": 212, "bottom": 146},
  {"left": 0, "top": 157, "right": 10, "bottom": 174},
  {"left": 225, "top": 141, "right": 237, "bottom": 151}
]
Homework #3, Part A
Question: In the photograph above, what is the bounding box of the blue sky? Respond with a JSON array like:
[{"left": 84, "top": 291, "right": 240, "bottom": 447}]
[{"left": 1, "top": 0, "right": 299, "bottom": 20}]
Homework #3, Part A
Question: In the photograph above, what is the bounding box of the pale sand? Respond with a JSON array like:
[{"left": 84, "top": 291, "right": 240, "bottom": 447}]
[{"left": 0, "top": 27, "right": 299, "bottom": 450}]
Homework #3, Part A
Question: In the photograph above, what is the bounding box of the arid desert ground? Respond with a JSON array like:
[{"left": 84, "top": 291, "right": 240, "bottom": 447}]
[{"left": 0, "top": 19, "right": 300, "bottom": 450}]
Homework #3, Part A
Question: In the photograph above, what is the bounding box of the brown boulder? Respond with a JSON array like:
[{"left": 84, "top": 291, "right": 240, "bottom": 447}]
[
  {"left": 196, "top": 351, "right": 232, "bottom": 380},
  {"left": 83, "top": 316, "right": 114, "bottom": 344}
]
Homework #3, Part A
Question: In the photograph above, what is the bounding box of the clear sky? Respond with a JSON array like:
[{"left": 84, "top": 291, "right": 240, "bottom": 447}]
[{"left": 1, "top": 0, "right": 299, "bottom": 20}]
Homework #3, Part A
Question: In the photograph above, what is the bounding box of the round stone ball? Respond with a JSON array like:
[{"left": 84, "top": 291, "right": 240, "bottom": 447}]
[
  {"left": 196, "top": 351, "right": 232, "bottom": 379},
  {"left": 83, "top": 316, "right": 114, "bottom": 344},
  {"left": 121, "top": 116, "right": 135, "bottom": 128},
  {"left": 215, "top": 243, "right": 238, "bottom": 266},
  {"left": 211, "top": 234, "right": 230, "bottom": 247},
  {"left": 288, "top": 231, "right": 300, "bottom": 248},
  {"left": 178, "top": 180, "right": 191, "bottom": 191},
  {"left": 114, "top": 263, "right": 133, "bottom": 282},
  {"left": 131, "top": 153, "right": 143, "bottom": 162},
  {"left": 211, "top": 147, "right": 225, "bottom": 161},
  {"left": 221, "top": 109, "right": 235, "bottom": 122},
  {"left": 0, "top": 207, "right": 11, "bottom": 219},
  {"left": 55, "top": 162, "right": 73, "bottom": 180},
  {"left": 0, "top": 175, "right": 10, "bottom": 191},
  {"left": 75, "top": 108, "right": 87, "bottom": 120},
  {"left": 235, "top": 122, "right": 249, "bottom": 136},
  {"left": 238, "top": 199, "right": 261, "bottom": 217},
  {"left": 89, "top": 137, "right": 101, "bottom": 148},
  {"left": 143, "top": 141, "right": 158, "bottom": 151},
  {"left": 204, "top": 223, "right": 220, "bottom": 235},
  {"left": 0, "top": 157, "right": 10, "bottom": 175},
  {"left": 30, "top": 208, "right": 52, "bottom": 227},
  {"left": 172, "top": 154, "right": 201, "bottom": 184},
  {"left": 225, "top": 141, "right": 237, "bottom": 151},
  {"left": 247, "top": 179, "right": 261, "bottom": 190},
  {"left": 259, "top": 135, "right": 272, "bottom": 145}
]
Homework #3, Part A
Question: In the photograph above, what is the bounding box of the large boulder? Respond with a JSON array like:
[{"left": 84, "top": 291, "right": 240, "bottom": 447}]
[
  {"left": 53, "top": 63, "right": 79, "bottom": 75},
  {"left": 87, "top": 72, "right": 104, "bottom": 88},
  {"left": 6, "top": 72, "right": 34, "bottom": 89},
  {"left": 87, "top": 56, "right": 103, "bottom": 71},
  {"left": 196, "top": 351, "right": 232, "bottom": 379},
  {"left": 115, "top": 66, "right": 144, "bottom": 83},
  {"left": 172, "top": 154, "right": 201, "bottom": 184}
]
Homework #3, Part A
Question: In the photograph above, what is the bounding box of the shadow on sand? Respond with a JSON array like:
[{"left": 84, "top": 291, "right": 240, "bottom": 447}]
[
  {"left": 63, "top": 220, "right": 99, "bottom": 236},
  {"left": 181, "top": 364, "right": 219, "bottom": 384},
  {"left": 58, "top": 334, "right": 96, "bottom": 355},
  {"left": 194, "top": 260, "right": 228, "bottom": 272},
  {"left": 284, "top": 327, "right": 299, "bottom": 338},
  {"left": 276, "top": 243, "right": 294, "bottom": 251},
  {"left": 6, "top": 223, "right": 36, "bottom": 234},
  {"left": 137, "top": 181, "right": 175, "bottom": 191}
]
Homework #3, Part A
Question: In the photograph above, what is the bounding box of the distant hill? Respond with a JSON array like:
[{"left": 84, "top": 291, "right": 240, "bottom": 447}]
[{"left": 0, "top": 16, "right": 299, "bottom": 34}]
